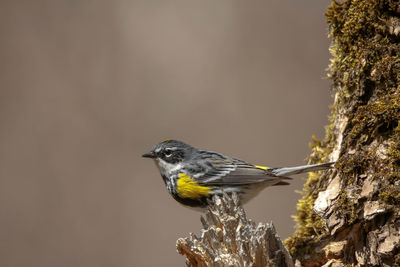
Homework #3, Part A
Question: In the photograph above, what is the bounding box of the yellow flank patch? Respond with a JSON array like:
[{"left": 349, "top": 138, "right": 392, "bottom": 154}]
[
  {"left": 177, "top": 173, "right": 211, "bottom": 199},
  {"left": 254, "top": 165, "right": 269, "bottom": 170}
]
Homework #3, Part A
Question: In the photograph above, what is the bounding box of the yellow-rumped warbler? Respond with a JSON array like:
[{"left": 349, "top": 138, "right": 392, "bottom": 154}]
[{"left": 142, "top": 140, "right": 333, "bottom": 210}]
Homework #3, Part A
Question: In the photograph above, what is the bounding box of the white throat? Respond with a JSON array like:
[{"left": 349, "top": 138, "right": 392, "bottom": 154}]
[{"left": 155, "top": 158, "right": 183, "bottom": 175}]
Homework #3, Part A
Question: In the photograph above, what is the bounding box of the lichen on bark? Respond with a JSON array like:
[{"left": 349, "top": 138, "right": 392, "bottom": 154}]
[{"left": 285, "top": 0, "right": 400, "bottom": 266}]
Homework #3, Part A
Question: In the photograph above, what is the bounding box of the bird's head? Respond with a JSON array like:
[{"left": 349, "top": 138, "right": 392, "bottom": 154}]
[{"left": 142, "top": 140, "right": 194, "bottom": 174}]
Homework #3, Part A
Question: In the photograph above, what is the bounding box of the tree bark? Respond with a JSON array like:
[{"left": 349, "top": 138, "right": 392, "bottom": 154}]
[
  {"left": 177, "top": 1, "right": 400, "bottom": 266},
  {"left": 285, "top": 1, "right": 400, "bottom": 266}
]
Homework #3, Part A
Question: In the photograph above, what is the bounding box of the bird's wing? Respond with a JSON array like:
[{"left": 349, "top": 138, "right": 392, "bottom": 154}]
[{"left": 191, "top": 152, "right": 290, "bottom": 185}]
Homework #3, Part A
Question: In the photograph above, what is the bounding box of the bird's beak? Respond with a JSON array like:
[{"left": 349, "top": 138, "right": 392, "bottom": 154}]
[{"left": 142, "top": 151, "right": 156, "bottom": 158}]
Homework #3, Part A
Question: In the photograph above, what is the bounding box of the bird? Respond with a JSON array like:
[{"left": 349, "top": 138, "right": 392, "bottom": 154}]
[{"left": 142, "top": 139, "right": 334, "bottom": 210}]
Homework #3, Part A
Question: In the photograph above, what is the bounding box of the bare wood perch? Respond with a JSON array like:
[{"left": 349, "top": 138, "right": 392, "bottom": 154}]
[{"left": 176, "top": 193, "right": 294, "bottom": 267}]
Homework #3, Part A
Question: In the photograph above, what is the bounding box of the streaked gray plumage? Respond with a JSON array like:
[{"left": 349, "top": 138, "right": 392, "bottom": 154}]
[{"left": 142, "top": 140, "right": 334, "bottom": 209}]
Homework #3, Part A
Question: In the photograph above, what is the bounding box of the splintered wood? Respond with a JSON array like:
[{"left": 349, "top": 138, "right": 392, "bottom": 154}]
[{"left": 177, "top": 193, "right": 294, "bottom": 267}]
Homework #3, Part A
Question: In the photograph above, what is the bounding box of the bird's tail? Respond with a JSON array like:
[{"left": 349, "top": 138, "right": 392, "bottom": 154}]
[{"left": 269, "top": 162, "right": 334, "bottom": 177}]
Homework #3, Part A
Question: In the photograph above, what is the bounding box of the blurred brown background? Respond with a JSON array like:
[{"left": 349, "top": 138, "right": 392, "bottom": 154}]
[{"left": 0, "top": 1, "right": 332, "bottom": 266}]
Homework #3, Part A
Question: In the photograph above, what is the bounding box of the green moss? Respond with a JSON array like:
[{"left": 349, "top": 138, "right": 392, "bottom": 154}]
[
  {"left": 387, "top": 122, "right": 400, "bottom": 168},
  {"left": 284, "top": 135, "right": 333, "bottom": 257},
  {"left": 326, "top": 0, "right": 400, "bottom": 107},
  {"left": 337, "top": 192, "right": 358, "bottom": 224},
  {"left": 286, "top": 0, "right": 400, "bottom": 263},
  {"left": 323, "top": 0, "right": 400, "bottom": 218},
  {"left": 347, "top": 96, "right": 400, "bottom": 141},
  {"left": 329, "top": 94, "right": 400, "bottom": 239},
  {"left": 379, "top": 185, "right": 400, "bottom": 206},
  {"left": 380, "top": 122, "right": 400, "bottom": 207}
]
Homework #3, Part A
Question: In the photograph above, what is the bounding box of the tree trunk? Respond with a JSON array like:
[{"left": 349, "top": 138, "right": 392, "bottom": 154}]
[
  {"left": 285, "top": 1, "right": 400, "bottom": 266},
  {"left": 177, "top": 1, "right": 400, "bottom": 266}
]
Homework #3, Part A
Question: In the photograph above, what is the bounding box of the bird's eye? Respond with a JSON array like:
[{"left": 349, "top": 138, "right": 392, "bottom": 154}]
[{"left": 164, "top": 149, "right": 172, "bottom": 157}]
